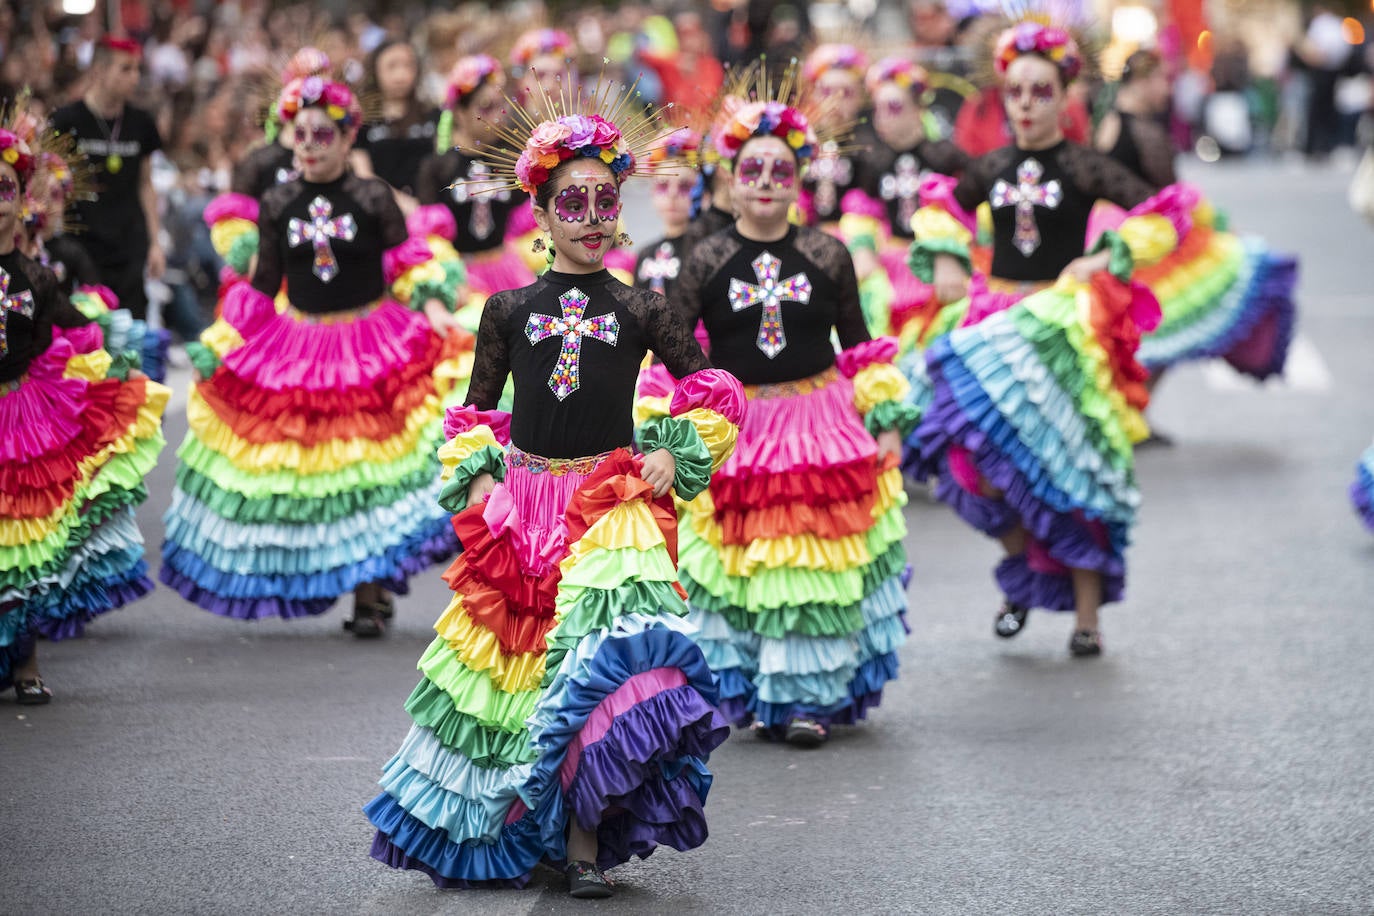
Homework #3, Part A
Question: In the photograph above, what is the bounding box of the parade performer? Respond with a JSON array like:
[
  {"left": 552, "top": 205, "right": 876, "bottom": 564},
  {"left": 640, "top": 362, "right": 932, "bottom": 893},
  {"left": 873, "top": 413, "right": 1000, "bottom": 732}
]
[
  {"left": 0, "top": 129, "right": 169, "bottom": 703},
  {"left": 160, "top": 76, "right": 469, "bottom": 635},
  {"left": 1095, "top": 50, "right": 1177, "bottom": 189},
  {"left": 634, "top": 127, "right": 701, "bottom": 299},
  {"left": 355, "top": 38, "right": 438, "bottom": 204},
  {"left": 510, "top": 28, "right": 577, "bottom": 118},
  {"left": 204, "top": 47, "right": 334, "bottom": 284},
  {"left": 906, "top": 21, "right": 1189, "bottom": 655},
  {"left": 667, "top": 68, "right": 916, "bottom": 747},
  {"left": 850, "top": 56, "right": 968, "bottom": 342},
  {"left": 364, "top": 86, "right": 746, "bottom": 897},
  {"left": 798, "top": 44, "right": 870, "bottom": 227},
  {"left": 415, "top": 54, "right": 535, "bottom": 330}
]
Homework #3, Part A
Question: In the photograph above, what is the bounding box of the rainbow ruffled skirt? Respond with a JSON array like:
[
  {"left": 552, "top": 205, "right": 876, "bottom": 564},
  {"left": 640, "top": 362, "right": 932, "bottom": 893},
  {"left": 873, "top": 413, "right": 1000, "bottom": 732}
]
[
  {"left": 366, "top": 449, "right": 728, "bottom": 886},
  {"left": 0, "top": 326, "right": 168, "bottom": 687},
  {"left": 160, "top": 283, "right": 467, "bottom": 619},
  {"left": 1352, "top": 443, "right": 1374, "bottom": 533},
  {"left": 678, "top": 368, "right": 909, "bottom": 731}
]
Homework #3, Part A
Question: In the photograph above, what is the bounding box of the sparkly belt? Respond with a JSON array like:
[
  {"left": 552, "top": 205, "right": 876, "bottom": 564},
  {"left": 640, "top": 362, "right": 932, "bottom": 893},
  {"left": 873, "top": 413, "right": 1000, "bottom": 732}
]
[
  {"left": 743, "top": 366, "right": 839, "bottom": 400},
  {"left": 284, "top": 298, "right": 383, "bottom": 324},
  {"left": 986, "top": 277, "right": 1052, "bottom": 296},
  {"left": 508, "top": 446, "right": 619, "bottom": 476}
]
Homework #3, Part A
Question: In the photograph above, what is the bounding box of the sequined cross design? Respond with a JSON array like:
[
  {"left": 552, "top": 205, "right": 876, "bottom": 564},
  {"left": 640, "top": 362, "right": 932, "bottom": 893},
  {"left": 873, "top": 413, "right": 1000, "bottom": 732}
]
[
  {"left": 524, "top": 288, "right": 619, "bottom": 400},
  {"left": 880, "top": 153, "right": 925, "bottom": 231},
  {"left": 0, "top": 267, "right": 35, "bottom": 359},
  {"left": 451, "top": 161, "right": 510, "bottom": 241},
  {"left": 274, "top": 166, "right": 300, "bottom": 185},
  {"left": 990, "top": 157, "right": 1063, "bottom": 257},
  {"left": 638, "top": 241, "right": 680, "bottom": 295},
  {"left": 287, "top": 196, "right": 357, "bottom": 283},
  {"left": 810, "top": 142, "right": 853, "bottom": 219},
  {"left": 728, "top": 251, "right": 812, "bottom": 359}
]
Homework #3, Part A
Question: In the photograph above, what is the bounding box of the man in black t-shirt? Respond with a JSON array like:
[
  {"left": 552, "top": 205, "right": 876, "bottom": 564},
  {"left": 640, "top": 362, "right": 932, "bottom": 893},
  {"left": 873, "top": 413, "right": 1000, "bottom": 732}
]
[{"left": 50, "top": 37, "right": 165, "bottom": 320}]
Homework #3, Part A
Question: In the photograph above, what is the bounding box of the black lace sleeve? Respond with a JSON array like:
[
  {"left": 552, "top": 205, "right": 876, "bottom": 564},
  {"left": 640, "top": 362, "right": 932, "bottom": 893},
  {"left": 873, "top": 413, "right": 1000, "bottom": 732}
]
[
  {"left": 920, "top": 139, "right": 971, "bottom": 178},
  {"left": 1061, "top": 143, "right": 1158, "bottom": 210},
  {"left": 795, "top": 227, "right": 870, "bottom": 350},
  {"left": 613, "top": 282, "right": 710, "bottom": 380},
  {"left": 230, "top": 151, "right": 264, "bottom": 197},
  {"left": 951, "top": 148, "right": 1014, "bottom": 214},
  {"left": 347, "top": 173, "right": 409, "bottom": 248},
  {"left": 465, "top": 289, "right": 513, "bottom": 410},
  {"left": 1128, "top": 117, "right": 1177, "bottom": 188},
  {"left": 414, "top": 153, "right": 451, "bottom": 206},
  {"left": 668, "top": 229, "right": 731, "bottom": 331},
  {"left": 250, "top": 182, "right": 290, "bottom": 296}
]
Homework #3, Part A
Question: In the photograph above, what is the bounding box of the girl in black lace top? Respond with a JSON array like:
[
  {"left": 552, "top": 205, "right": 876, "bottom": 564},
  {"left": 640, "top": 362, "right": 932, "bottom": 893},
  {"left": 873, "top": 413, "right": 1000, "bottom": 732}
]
[
  {"left": 412, "top": 55, "right": 534, "bottom": 318},
  {"left": 366, "top": 101, "right": 746, "bottom": 898},
  {"left": 668, "top": 85, "right": 917, "bottom": 749},
  {"left": 1095, "top": 51, "right": 1177, "bottom": 188},
  {"left": 162, "top": 77, "right": 468, "bottom": 637},
  {"left": 0, "top": 127, "right": 168, "bottom": 705}
]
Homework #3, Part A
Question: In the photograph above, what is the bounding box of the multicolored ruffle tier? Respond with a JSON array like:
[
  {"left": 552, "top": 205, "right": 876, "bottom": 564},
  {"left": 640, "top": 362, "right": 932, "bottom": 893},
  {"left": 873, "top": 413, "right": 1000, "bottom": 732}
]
[
  {"left": 367, "top": 370, "right": 746, "bottom": 887},
  {"left": 0, "top": 324, "right": 169, "bottom": 688},
  {"left": 70, "top": 283, "right": 171, "bottom": 381},
  {"left": 204, "top": 193, "right": 260, "bottom": 283},
  {"left": 906, "top": 269, "right": 1161, "bottom": 611},
  {"left": 673, "top": 341, "right": 916, "bottom": 732},
  {"left": 1351, "top": 442, "right": 1374, "bottom": 533},
  {"left": 837, "top": 190, "right": 941, "bottom": 341},
  {"left": 408, "top": 205, "right": 533, "bottom": 339},
  {"left": 160, "top": 281, "right": 470, "bottom": 620}
]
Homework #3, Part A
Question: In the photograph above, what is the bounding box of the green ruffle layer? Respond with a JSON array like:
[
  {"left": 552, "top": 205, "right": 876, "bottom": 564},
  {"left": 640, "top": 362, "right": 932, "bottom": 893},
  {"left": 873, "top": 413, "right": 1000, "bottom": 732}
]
[
  {"left": 637, "top": 416, "right": 712, "bottom": 501},
  {"left": 403, "top": 679, "right": 538, "bottom": 770},
  {"left": 437, "top": 446, "right": 507, "bottom": 514},
  {"left": 865, "top": 399, "right": 922, "bottom": 438},
  {"left": 907, "top": 235, "right": 971, "bottom": 286}
]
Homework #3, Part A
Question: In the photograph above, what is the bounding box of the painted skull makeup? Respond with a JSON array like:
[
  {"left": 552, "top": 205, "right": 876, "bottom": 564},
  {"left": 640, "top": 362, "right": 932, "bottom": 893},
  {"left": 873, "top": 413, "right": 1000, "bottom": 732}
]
[
  {"left": 1003, "top": 81, "right": 1057, "bottom": 105},
  {"left": 0, "top": 177, "right": 16, "bottom": 203},
  {"left": 555, "top": 184, "right": 589, "bottom": 222},
  {"left": 294, "top": 123, "right": 339, "bottom": 149},
  {"left": 555, "top": 181, "right": 621, "bottom": 223},
  {"left": 737, "top": 156, "right": 796, "bottom": 189}
]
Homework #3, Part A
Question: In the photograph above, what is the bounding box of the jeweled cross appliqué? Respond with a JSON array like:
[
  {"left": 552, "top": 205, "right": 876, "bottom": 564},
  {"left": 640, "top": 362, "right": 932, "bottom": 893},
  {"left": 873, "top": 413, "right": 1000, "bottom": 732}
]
[
  {"left": 880, "top": 153, "right": 925, "bottom": 231},
  {"left": 287, "top": 196, "right": 357, "bottom": 283},
  {"left": 451, "top": 160, "right": 510, "bottom": 241},
  {"left": 810, "top": 142, "right": 853, "bottom": 219},
  {"left": 524, "top": 288, "right": 619, "bottom": 400},
  {"left": 0, "top": 267, "right": 35, "bottom": 359},
  {"left": 990, "top": 157, "right": 1063, "bottom": 257},
  {"left": 638, "top": 241, "right": 680, "bottom": 295},
  {"left": 728, "top": 251, "right": 812, "bottom": 359}
]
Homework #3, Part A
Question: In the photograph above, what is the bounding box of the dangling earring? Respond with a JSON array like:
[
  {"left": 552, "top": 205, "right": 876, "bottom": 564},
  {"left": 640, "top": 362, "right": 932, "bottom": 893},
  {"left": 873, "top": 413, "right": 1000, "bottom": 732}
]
[
  {"left": 615, "top": 231, "right": 633, "bottom": 248},
  {"left": 531, "top": 236, "right": 546, "bottom": 254}
]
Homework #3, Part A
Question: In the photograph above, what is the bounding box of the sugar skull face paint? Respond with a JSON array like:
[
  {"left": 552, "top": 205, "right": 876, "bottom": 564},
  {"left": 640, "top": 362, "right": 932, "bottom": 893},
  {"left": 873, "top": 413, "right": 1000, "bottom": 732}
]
[
  {"left": 736, "top": 156, "right": 796, "bottom": 189},
  {"left": 293, "top": 123, "right": 339, "bottom": 149},
  {"left": 593, "top": 182, "right": 621, "bottom": 222},
  {"left": 1002, "top": 81, "right": 1057, "bottom": 105},
  {"left": 534, "top": 160, "right": 620, "bottom": 273},
  {"left": 555, "top": 184, "right": 589, "bottom": 222},
  {"left": 555, "top": 181, "right": 620, "bottom": 223},
  {"left": 0, "top": 176, "right": 17, "bottom": 203}
]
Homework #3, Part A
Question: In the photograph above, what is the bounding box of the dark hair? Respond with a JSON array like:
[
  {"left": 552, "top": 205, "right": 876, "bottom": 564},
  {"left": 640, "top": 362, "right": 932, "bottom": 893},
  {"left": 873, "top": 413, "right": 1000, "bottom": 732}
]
[
  {"left": 1121, "top": 50, "right": 1162, "bottom": 84},
  {"left": 532, "top": 156, "right": 615, "bottom": 210},
  {"left": 366, "top": 38, "right": 419, "bottom": 100}
]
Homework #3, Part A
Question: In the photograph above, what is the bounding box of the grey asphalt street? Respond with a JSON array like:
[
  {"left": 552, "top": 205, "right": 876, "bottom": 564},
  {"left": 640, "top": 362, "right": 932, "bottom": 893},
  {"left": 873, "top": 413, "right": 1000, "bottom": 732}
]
[{"left": 2, "top": 159, "right": 1371, "bottom": 916}]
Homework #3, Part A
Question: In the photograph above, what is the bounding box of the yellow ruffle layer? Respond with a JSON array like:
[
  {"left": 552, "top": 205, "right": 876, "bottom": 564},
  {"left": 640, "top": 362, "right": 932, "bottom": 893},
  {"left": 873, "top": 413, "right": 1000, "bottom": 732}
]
[
  {"left": 1118, "top": 213, "right": 1179, "bottom": 268},
  {"left": 852, "top": 363, "right": 911, "bottom": 416}
]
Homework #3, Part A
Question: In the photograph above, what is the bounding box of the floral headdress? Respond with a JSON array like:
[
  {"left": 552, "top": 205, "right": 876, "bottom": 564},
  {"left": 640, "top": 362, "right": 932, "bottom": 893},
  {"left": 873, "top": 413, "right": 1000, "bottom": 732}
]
[
  {"left": 801, "top": 44, "right": 869, "bottom": 83},
  {"left": 444, "top": 54, "right": 504, "bottom": 110},
  {"left": 510, "top": 28, "right": 575, "bottom": 69},
  {"left": 282, "top": 47, "right": 332, "bottom": 85},
  {"left": 993, "top": 22, "right": 1083, "bottom": 82},
  {"left": 277, "top": 76, "right": 363, "bottom": 129},
  {"left": 647, "top": 127, "right": 703, "bottom": 170},
  {"left": 0, "top": 130, "right": 35, "bottom": 183},
  {"left": 865, "top": 57, "right": 931, "bottom": 100},
  {"left": 710, "top": 61, "right": 850, "bottom": 170},
  {"left": 463, "top": 73, "right": 671, "bottom": 197}
]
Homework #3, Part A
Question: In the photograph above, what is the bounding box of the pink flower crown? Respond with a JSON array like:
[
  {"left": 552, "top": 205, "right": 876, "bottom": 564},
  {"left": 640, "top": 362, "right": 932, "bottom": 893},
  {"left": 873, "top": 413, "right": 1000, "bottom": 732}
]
[
  {"left": 865, "top": 57, "right": 930, "bottom": 98},
  {"left": 514, "top": 114, "right": 635, "bottom": 194},
  {"left": 802, "top": 44, "right": 869, "bottom": 83},
  {"left": 647, "top": 127, "right": 703, "bottom": 168},
  {"left": 445, "top": 54, "right": 505, "bottom": 110},
  {"left": 38, "top": 151, "right": 73, "bottom": 193},
  {"left": 511, "top": 29, "right": 574, "bottom": 68},
  {"left": 277, "top": 76, "right": 362, "bottom": 128},
  {"left": 994, "top": 22, "right": 1082, "bottom": 83},
  {"left": 713, "top": 99, "right": 818, "bottom": 166},
  {"left": 0, "top": 130, "right": 35, "bottom": 182},
  {"left": 281, "top": 47, "right": 331, "bottom": 85}
]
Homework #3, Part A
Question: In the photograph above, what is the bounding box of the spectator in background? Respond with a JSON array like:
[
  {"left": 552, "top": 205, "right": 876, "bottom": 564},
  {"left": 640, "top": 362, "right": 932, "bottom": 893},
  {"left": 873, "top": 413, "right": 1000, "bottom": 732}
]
[
  {"left": 50, "top": 37, "right": 164, "bottom": 320},
  {"left": 354, "top": 37, "right": 437, "bottom": 206},
  {"left": 1300, "top": 2, "right": 1354, "bottom": 160}
]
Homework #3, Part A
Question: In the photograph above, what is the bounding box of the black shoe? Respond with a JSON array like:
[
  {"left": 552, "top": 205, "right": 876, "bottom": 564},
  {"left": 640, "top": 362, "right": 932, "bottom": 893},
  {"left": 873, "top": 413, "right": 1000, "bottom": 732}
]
[
  {"left": 343, "top": 606, "right": 387, "bottom": 639},
  {"left": 14, "top": 677, "right": 52, "bottom": 705},
  {"left": 566, "top": 860, "right": 614, "bottom": 899},
  {"left": 1069, "top": 629, "right": 1102, "bottom": 657},
  {"left": 994, "top": 601, "right": 1030, "bottom": 638},
  {"left": 784, "top": 717, "right": 828, "bottom": 748}
]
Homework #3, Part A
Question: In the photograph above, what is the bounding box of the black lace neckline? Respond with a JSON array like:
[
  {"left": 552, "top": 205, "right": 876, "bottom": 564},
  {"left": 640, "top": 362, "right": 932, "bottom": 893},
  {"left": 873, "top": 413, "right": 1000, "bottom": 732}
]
[
  {"left": 543, "top": 267, "right": 614, "bottom": 287},
  {"left": 730, "top": 224, "right": 797, "bottom": 247}
]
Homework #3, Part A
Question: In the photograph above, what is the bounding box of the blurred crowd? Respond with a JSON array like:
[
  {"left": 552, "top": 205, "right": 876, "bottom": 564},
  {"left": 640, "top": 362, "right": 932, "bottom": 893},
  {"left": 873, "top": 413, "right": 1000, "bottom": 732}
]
[{"left": 0, "top": 0, "right": 1367, "bottom": 335}]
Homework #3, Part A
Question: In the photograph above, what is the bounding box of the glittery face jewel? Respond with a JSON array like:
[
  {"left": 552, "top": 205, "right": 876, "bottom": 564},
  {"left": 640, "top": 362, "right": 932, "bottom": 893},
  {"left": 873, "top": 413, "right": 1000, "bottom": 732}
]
[
  {"left": 524, "top": 287, "right": 620, "bottom": 400},
  {"left": 728, "top": 251, "right": 812, "bottom": 359},
  {"left": 0, "top": 177, "right": 17, "bottom": 202},
  {"left": 637, "top": 241, "right": 680, "bottom": 295},
  {"left": 451, "top": 160, "right": 508, "bottom": 240},
  {"left": 0, "top": 267, "right": 36, "bottom": 358},
  {"left": 879, "top": 153, "right": 925, "bottom": 230},
  {"left": 593, "top": 182, "right": 621, "bottom": 223},
  {"left": 555, "top": 184, "right": 590, "bottom": 223},
  {"left": 287, "top": 195, "right": 358, "bottom": 283},
  {"left": 1002, "top": 81, "right": 1057, "bottom": 106},
  {"left": 293, "top": 124, "right": 339, "bottom": 149},
  {"left": 990, "top": 157, "right": 1063, "bottom": 257}
]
